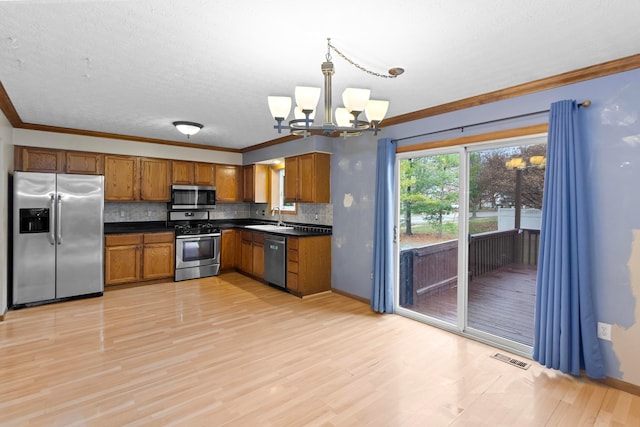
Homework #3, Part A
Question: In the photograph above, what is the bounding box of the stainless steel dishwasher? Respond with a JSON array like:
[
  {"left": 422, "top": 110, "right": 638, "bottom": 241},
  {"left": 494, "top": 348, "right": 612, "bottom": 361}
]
[{"left": 264, "top": 234, "right": 287, "bottom": 289}]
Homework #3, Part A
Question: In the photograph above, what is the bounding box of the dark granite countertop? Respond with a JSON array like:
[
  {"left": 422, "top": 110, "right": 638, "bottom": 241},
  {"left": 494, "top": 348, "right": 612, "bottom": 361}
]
[
  {"left": 104, "top": 219, "right": 331, "bottom": 237},
  {"left": 104, "top": 221, "right": 171, "bottom": 235}
]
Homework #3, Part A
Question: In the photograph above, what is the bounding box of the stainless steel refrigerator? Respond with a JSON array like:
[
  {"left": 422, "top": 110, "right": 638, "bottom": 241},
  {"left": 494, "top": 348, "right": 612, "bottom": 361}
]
[{"left": 12, "top": 171, "right": 104, "bottom": 307}]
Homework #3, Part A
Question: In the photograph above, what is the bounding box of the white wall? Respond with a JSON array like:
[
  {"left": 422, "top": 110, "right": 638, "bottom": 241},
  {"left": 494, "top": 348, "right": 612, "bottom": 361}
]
[
  {"left": 0, "top": 110, "right": 14, "bottom": 317},
  {"left": 14, "top": 129, "right": 242, "bottom": 165}
]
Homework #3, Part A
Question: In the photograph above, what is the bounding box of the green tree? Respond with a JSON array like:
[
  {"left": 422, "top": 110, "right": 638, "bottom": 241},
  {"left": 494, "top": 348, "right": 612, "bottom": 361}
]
[{"left": 399, "top": 154, "right": 459, "bottom": 237}]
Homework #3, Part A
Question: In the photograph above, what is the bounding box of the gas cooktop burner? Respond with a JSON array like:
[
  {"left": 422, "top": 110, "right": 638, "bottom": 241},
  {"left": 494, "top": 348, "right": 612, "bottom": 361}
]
[{"left": 174, "top": 222, "right": 220, "bottom": 236}]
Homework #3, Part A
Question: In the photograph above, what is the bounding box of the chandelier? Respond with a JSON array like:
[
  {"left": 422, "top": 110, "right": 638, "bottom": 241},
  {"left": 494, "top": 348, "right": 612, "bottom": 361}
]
[{"left": 268, "top": 38, "right": 403, "bottom": 138}]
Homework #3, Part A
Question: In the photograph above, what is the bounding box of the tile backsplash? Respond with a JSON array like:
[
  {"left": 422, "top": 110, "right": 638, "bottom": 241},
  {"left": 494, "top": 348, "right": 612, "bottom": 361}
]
[
  {"left": 104, "top": 202, "right": 332, "bottom": 225},
  {"left": 249, "top": 203, "right": 333, "bottom": 226},
  {"left": 104, "top": 202, "right": 167, "bottom": 222}
]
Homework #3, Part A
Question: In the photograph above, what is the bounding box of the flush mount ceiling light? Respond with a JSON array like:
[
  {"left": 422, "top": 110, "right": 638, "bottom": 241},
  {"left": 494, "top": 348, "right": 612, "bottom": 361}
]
[
  {"left": 268, "top": 38, "right": 403, "bottom": 138},
  {"left": 173, "top": 121, "right": 203, "bottom": 138}
]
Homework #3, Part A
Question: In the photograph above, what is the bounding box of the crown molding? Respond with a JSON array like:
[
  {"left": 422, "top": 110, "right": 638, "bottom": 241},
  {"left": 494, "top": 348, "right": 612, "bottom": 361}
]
[
  {"left": 0, "top": 81, "right": 22, "bottom": 127},
  {"left": 0, "top": 81, "right": 241, "bottom": 153},
  {"left": 16, "top": 122, "right": 241, "bottom": 153},
  {"left": 381, "top": 53, "right": 640, "bottom": 128},
  {"left": 2, "top": 54, "right": 640, "bottom": 154}
]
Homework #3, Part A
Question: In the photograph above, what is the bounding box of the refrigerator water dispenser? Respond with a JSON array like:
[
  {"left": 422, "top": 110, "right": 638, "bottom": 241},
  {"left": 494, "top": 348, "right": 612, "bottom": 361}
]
[{"left": 19, "top": 208, "right": 50, "bottom": 233}]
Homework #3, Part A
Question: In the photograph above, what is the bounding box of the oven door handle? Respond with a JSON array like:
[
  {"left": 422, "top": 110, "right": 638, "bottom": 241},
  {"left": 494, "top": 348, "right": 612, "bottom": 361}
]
[{"left": 176, "top": 233, "right": 221, "bottom": 240}]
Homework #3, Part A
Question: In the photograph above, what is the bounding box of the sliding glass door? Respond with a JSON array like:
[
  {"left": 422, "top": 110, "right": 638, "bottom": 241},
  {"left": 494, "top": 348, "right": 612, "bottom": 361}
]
[
  {"left": 396, "top": 135, "right": 547, "bottom": 353},
  {"left": 397, "top": 152, "right": 462, "bottom": 328}
]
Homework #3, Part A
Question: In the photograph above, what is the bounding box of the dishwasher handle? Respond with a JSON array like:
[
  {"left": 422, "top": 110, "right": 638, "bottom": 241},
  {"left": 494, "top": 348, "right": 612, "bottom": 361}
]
[{"left": 264, "top": 235, "right": 286, "bottom": 246}]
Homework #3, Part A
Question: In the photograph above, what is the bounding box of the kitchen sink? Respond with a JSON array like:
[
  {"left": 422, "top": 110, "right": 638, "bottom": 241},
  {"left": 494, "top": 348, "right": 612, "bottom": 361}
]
[{"left": 245, "top": 224, "right": 295, "bottom": 231}]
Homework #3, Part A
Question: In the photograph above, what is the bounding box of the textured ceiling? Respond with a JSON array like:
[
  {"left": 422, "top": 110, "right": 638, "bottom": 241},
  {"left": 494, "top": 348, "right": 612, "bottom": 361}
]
[{"left": 1, "top": 0, "right": 639, "bottom": 151}]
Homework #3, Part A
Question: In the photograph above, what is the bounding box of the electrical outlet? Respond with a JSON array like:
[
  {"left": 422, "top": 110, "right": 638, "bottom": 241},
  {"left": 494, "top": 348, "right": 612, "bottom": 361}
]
[{"left": 597, "top": 322, "right": 612, "bottom": 341}]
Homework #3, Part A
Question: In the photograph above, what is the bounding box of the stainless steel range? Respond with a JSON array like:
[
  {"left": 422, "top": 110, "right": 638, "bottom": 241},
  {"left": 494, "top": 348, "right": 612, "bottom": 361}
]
[{"left": 169, "top": 211, "right": 221, "bottom": 282}]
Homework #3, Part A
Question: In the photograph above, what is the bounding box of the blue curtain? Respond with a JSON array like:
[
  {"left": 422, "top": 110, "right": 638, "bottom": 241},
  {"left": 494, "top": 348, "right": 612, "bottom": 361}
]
[
  {"left": 533, "top": 100, "right": 605, "bottom": 378},
  {"left": 371, "top": 138, "right": 396, "bottom": 313}
]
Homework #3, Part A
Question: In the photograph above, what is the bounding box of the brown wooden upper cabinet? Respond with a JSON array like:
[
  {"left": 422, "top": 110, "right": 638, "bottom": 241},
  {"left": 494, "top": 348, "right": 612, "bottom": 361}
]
[
  {"left": 243, "top": 164, "right": 268, "bottom": 203},
  {"left": 140, "top": 158, "right": 171, "bottom": 201},
  {"left": 215, "top": 165, "right": 243, "bottom": 202},
  {"left": 172, "top": 161, "right": 216, "bottom": 186},
  {"left": 284, "top": 153, "right": 330, "bottom": 203},
  {"left": 172, "top": 160, "right": 195, "bottom": 185},
  {"left": 105, "top": 156, "right": 170, "bottom": 201},
  {"left": 15, "top": 146, "right": 104, "bottom": 175},
  {"left": 65, "top": 151, "right": 104, "bottom": 175},
  {"left": 104, "top": 155, "right": 140, "bottom": 201},
  {"left": 194, "top": 162, "right": 216, "bottom": 186},
  {"left": 15, "top": 146, "right": 65, "bottom": 173}
]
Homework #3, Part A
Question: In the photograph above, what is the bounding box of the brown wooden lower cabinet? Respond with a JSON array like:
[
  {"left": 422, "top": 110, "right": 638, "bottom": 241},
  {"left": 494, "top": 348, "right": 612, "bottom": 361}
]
[
  {"left": 287, "top": 235, "right": 331, "bottom": 297},
  {"left": 236, "top": 230, "right": 266, "bottom": 279},
  {"left": 105, "top": 234, "right": 142, "bottom": 285},
  {"left": 232, "top": 228, "right": 331, "bottom": 296},
  {"left": 142, "top": 232, "right": 175, "bottom": 280},
  {"left": 252, "top": 232, "right": 264, "bottom": 280},
  {"left": 240, "top": 231, "right": 253, "bottom": 274},
  {"left": 220, "top": 229, "right": 237, "bottom": 270},
  {"left": 105, "top": 232, "right": 175, "bottom": 286}
]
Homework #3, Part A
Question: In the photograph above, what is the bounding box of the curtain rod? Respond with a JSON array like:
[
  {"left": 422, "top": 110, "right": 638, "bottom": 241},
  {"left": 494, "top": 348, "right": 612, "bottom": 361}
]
[{"left": 393, "top": 100, "right": 591, "bottom": 143}]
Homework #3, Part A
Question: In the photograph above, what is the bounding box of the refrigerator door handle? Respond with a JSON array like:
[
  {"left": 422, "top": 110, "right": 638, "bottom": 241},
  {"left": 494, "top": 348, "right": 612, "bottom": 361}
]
[
  {"left": 56, "top": 194, "right": 63, "bottom": 245},
  {"left": 49, "top": 194, "right": 56, "bottom": 245}
]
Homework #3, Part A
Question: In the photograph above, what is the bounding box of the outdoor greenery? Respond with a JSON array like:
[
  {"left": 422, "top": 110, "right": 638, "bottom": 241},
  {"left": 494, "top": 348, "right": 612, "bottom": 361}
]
[
  {"left": 400, "top": 144, "right": 546, "bottom": 241},
  {"left": 400, "top": 154, "right": 459, "bottom": 237}
]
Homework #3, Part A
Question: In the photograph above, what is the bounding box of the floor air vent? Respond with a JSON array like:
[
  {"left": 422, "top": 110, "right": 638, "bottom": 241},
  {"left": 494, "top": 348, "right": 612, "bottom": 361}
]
[{"left": 490, "top": 353, "right": 531, "bottom": 370}]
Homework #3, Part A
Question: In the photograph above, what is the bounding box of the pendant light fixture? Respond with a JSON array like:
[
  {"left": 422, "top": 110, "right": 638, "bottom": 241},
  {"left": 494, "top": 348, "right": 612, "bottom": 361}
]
[{"left": 268, "top": 38, "right": 403, "bottom": 138}]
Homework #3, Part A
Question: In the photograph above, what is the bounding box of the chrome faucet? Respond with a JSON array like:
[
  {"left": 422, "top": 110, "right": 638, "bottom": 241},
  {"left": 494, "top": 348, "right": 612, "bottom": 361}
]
[{"left": 272, "top": 206, "right": 284, "bottom": 226}]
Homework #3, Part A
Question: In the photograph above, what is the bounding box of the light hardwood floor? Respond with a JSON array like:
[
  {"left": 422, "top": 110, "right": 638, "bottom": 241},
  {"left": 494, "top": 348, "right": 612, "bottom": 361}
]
[{"left": 1, "top": 272, "right": 638, "bottom": 426}]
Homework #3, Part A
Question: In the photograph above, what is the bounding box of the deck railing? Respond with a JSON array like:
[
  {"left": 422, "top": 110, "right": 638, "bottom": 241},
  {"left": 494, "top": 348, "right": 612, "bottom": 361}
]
[{"left": 400, "top": 229, "right": 540, "bottom": 306}]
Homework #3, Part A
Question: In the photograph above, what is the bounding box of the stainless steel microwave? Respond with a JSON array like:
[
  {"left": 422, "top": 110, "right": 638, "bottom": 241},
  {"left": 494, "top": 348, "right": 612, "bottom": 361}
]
[{"left": 171, "top": 185, "right": 216, "bottom": 210}]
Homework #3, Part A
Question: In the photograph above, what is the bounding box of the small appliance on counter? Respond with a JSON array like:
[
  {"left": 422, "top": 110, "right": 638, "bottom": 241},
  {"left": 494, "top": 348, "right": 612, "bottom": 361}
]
[
  {"left": 12, "top": 171, "right": 104, "bottom": 308},
  {"left": 169, "top": 210, "right": 221, "bottom": 281}
]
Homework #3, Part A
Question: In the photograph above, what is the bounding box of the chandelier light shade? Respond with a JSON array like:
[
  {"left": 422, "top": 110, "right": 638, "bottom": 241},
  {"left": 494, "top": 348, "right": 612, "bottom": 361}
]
[
  {"left": 505, "top": 156, "right": 546, "bottom": 170},
  {"left": 365, "top": 100, "right": 390, "bottom": 123},
  {"left": 529, "top": 155, "right": 546, "bottom": 168},
  {"left": 173, "top": 121, "right": 203, "bottom": 137},
  {"left": 335, "top": 107, "right": 352, "bottom": 127},
  {"left": 267, "top": 97, "right": 292, "bottom": 120},
  {"left": 342, "top": 88, "right": 371, "bottom": 114},
  {"left": 268, "top": 38, "right": 402, "bottom": 138},
  {"left": 295, "top": 87, "right": 321, "bottom": 112}
]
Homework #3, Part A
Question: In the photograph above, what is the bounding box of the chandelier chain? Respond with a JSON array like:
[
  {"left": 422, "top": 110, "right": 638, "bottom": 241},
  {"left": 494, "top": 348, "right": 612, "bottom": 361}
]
[{"left": 327, "top": 40, "right": 398, "bottom": 79}]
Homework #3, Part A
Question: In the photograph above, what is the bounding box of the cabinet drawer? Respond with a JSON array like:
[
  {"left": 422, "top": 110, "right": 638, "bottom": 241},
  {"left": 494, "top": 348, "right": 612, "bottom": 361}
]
[
  {"left": 287, "top": 249, "right": 298, "bottom": 262},
  {"left": 287, "top": 272, "right": 299, "bottom": 291},
  {"left": 288, "top": 237, "right": 299, "bottom": 250},
  {"left": 105, "top": 233, "right": 143, "bottom": 246},
  {"left": 252, "top": 232, "right": 264, "bottom": 244},
  {"left": 143, "top": 232, "right": 175, "bottom": 244},
  {"left": 287, "top": 260, "right": 299, "bottom": 274},
  {"left": 241, "top": 230, "right": 253, "bottom": 242}
]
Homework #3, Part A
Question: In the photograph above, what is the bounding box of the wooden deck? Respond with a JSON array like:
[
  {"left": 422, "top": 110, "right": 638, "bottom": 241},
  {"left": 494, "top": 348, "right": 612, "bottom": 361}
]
[{"left": 401, "top": 264, "right": 537, "bottom": 346}]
